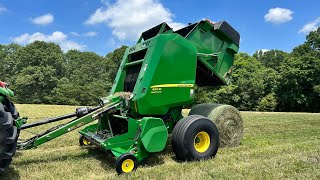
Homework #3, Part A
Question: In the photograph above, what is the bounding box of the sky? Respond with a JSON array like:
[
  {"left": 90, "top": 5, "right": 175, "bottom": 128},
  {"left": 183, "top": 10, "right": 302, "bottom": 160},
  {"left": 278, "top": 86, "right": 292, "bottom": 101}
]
[{"left": 0, "top": 0, "right": 319, "bottom": 56}]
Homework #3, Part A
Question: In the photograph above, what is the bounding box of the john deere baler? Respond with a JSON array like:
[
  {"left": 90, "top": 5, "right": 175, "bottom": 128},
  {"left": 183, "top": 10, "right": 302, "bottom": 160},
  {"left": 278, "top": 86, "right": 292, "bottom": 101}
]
[{"left": 0, "top": 19, "right": 242, "bottom": 174}]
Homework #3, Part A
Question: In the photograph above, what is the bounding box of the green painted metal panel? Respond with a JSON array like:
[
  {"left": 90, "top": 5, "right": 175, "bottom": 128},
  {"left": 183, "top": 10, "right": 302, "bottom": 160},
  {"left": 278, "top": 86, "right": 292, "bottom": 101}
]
[
  {"left": 140, "top": 117, "right": 168, "bottom": 152},
  {"left": 133, "top": 34, "right": 197, "bottom": 115},
  {"left": 0, "top": 87, "right": 9, "bottom": 97},
  {"left": 0, "top": 88, "right": 14, "bottom": 97},
  {"left": 110, "top": 34, "right": 197, "bottom": 115}
]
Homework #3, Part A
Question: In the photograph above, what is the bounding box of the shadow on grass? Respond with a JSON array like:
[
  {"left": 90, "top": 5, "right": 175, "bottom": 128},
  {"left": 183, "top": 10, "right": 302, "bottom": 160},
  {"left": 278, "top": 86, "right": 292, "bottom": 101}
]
[
  {"left": 140, "top": 142, "right": 176, "bottom": 168},
  {"left": 0, "top": 167, "right": 21, "bottom": 180},
  {"left": 15, "top": 147, "right": 115, "bottom": 169},
  {"left": 86, "top": 148, "right": 117, "bottom": 172},
  {"left": 10, "top": 140, "right": 179, "bottom": 174}
]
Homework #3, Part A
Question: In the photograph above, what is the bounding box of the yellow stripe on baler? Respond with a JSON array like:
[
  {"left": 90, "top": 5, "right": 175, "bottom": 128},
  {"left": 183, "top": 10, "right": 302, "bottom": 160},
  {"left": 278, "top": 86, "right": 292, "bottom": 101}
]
[{"left": 150, "top": 84, "right": 194, "bottom": 88}]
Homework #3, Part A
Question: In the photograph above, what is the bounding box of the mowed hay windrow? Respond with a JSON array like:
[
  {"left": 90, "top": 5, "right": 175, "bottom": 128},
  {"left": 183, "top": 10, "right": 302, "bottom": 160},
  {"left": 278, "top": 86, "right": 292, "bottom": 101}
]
[{"left": 189, "top": 103, "right": 244, "bottom": 147}]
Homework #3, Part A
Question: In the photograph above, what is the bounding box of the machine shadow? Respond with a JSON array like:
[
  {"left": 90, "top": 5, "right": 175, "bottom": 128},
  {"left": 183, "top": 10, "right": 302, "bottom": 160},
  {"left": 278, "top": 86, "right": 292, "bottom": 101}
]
[
  {"left": 140, "top": 138, "right": 177, "bottom": 167},
  {"left": 0, "top": 167, "right": 21, "bottom": 180},
  {"left": 14, "top": 147, "right": 114, "bottom": 169},
  {"left": 13, "top": 138, "right": 179, "bottom": 172}
]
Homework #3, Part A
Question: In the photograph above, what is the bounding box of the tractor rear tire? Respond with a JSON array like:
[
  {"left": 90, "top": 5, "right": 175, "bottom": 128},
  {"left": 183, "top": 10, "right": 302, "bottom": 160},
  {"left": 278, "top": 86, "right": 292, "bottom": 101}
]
[
  {"left": 2, "top": 97, "right": 19, "bottom": 119},
  {"left": 171, "top": 115, "right": 219, "bottom": 161},
  {"left": 189, "top": 103, "right": 243, "bottom": 147},
  {"left": 0, "top": 103, "right": 17, "bottom": 174}
]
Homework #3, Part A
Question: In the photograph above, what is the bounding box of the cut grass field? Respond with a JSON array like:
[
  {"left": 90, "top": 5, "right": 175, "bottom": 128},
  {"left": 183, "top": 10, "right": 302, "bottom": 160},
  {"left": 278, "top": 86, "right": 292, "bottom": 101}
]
[{"left": 1, "top": 104, "right": 319, "bottom": 179}]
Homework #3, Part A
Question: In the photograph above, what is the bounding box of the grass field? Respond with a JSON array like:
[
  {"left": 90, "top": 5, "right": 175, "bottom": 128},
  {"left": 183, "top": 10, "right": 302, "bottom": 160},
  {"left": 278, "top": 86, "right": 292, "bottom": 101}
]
[{"left": 1, "top": 104, "right": 319, "bottom": 179}]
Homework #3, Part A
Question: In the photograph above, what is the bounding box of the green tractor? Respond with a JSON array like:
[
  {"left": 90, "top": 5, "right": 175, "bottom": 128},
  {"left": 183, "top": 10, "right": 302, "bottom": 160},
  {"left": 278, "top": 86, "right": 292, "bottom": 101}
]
[{"left": 0, "top": 19, "right": 243, "bottom": 174}]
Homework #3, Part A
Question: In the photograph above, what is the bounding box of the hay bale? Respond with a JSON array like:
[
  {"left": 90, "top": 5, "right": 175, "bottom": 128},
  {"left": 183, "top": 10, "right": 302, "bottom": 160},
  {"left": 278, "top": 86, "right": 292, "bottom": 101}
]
[{"left": 189, "top": 103, "right": 243, "bottom": 147}]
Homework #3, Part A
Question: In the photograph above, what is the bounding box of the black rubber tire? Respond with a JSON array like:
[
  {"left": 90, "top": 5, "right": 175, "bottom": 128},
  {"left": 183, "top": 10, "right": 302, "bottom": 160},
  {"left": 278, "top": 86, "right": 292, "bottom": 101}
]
[
  {"left": 0, "top": 103, "right": 17, "bottom": 174},
  {"left": 171, "top": 115, "right": 219, "bottom": 161},
  {"left": 115, "top": 153, "right": 138, "bottom": 174},
  {"left": 79, "top": 135, "right": 91, "bottom": 146},
  {"left": 2, "top": 97, "right": 19, "bottom": 119}
]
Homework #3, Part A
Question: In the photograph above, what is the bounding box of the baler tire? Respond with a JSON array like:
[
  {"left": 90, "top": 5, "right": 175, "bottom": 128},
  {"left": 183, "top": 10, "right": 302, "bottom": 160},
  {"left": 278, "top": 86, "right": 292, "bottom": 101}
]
[
  {"left": 0, "top": 104, "right": 17, "bottom": 174},
  {"left": 115, "top": 153, "right": 137, "bottom": 174},
  {"left": 189, "top": 103, "right": 243, "bottom": 147},
  {"left": 79, "top": 135, "right": 91, "bottom": 146},
  {"left": 171, "top": 115, "right": 219, "bottom": 161}
]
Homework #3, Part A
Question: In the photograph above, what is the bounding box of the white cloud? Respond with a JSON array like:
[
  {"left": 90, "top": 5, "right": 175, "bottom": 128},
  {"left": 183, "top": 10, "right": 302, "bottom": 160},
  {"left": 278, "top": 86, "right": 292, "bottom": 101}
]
[
  {"left": 70, "top": 31, "right": 97, "bottom": 37},
  {"left": 70, "top": 32, "right": 80, "bottom": 36},
  {"left": 13, "top": 31, "right": 86, "bottom": 52},
  {"left": 84, "top": 31, "right": 97, "bottom": 37},
  {"left": 84, "top": 0, "right": 185, "bottom": 41},
  {"left": 31, "top": 13, "right": 54, "bottom": 25},
  {"left": 0, "top": 5, "right": 8, "bottom": 13},
  {"left": 260, "top": 49, "right": 269, "bottom": 53},
  {"left": 264, "top": 7, "right": 293, "bottom": 24},
  {"left": 299, "top": 17, "right": 320, "bottom": 34},
  {"left": 60, "top": 41, "right": 86, "bottom": 52}
]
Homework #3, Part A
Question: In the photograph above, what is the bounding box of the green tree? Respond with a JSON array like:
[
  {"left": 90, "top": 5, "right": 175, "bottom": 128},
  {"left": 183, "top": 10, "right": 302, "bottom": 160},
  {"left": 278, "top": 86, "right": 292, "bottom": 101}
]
[
  {"left": 196, "top": 53, "right": 272, "bottom": 111},
  {"left": 276, "top": 27, "right": 320, "bottom": 112},
  {"left": 0, "top": 43, "right": 22, "bottom": 82},
  {"left": 258, "top": 50, "right": 289, "bottom": 71},
  {"left": 256, "top": 93, "right": 277, "bottom": 112},
  {"left": 306, "top": 28, "right": 320, "bottom": 51},
  {"left": 12, "top": 41, "right": 64, "bottom": 104},
  {"left": 52, "top": 50, "right": 111, "bottom": 105}
]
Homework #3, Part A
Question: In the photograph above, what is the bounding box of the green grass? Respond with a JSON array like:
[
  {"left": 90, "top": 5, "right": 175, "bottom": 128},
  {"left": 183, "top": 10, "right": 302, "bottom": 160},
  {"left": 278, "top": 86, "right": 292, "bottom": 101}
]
[{"left": 1, "top": 104, "right": 320, "bottom": 179}]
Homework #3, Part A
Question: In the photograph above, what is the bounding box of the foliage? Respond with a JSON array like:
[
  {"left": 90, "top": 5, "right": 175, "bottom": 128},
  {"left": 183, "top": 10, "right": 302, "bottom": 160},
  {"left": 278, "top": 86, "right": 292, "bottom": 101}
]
[
  {"left": 256, "top": 93, "right": 277, "bottom": 111},
  {"left": 254, "top": 49, "right": 289, "bottom": 71},
  {"left": 0, "top": 42, "right": 127, "bottom": 106}
]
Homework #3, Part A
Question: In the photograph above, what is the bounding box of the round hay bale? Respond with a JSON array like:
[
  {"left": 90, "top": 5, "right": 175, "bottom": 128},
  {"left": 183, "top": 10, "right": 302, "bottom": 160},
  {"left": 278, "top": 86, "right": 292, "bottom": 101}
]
[{"left": 189, "top": 103, "right": 243, "bottom": 147}]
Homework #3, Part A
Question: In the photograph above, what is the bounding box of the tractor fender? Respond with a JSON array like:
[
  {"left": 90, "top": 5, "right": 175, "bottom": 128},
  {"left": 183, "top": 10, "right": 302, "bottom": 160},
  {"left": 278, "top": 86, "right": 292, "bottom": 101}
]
[
  {"left": 0, "top": 87, "right": 9, "bottom": 97},
  {"left": 140, "top": 117, "right": 168, "bottom": 153},
  {"left": 0, "top": 87, "right": 14, "bottom": 97}
]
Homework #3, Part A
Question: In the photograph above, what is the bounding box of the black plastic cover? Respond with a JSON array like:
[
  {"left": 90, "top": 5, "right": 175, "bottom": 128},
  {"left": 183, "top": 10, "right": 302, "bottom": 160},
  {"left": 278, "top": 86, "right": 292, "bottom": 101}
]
[
  {"left": 214, "top": 21, "right": 240, "bottom": 46},
  {"left": 141, "top": 22, "right": 172, "bottom": 40},
  {"left": 124, "top": 64, "right": 142, "bottom": 92}
]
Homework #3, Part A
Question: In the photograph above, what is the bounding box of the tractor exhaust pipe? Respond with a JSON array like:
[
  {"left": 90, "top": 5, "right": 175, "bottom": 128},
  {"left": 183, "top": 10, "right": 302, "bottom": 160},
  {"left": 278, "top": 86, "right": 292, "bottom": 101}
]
[{"left": 19, "top": 106, "right": 101, "bottom": 130}]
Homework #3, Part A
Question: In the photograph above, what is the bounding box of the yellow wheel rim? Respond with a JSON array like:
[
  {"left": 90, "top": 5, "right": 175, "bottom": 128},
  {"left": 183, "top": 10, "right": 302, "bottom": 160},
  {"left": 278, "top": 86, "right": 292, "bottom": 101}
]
[
  {"left": 121, "top": 159, "right": 134, "bottom": 173},
  {"left": 83, "top": 138, "right": 90, "bottom": 145},
  {"left": 194, "top": 131, "right": 210, "bottom": 153}
]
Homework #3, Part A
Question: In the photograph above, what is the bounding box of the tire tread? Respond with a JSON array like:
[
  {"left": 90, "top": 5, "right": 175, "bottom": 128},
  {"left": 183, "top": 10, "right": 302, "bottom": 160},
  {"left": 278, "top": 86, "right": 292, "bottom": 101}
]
[{"left": 0, "top": 103, "right": 17, "bottom": 174}]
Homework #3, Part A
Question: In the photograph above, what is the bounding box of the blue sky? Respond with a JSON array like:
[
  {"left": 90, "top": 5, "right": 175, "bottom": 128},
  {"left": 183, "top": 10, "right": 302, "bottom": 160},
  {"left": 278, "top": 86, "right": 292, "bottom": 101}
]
[{"left": 0, "top": 0, "right": 319, "bottom": 56}]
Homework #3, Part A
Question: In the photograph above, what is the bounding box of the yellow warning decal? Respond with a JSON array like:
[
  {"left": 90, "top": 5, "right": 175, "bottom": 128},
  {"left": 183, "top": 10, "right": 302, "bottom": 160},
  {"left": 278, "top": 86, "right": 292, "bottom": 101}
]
[{"left": 150, "top": 84, "right": 194, "bottom": 88}]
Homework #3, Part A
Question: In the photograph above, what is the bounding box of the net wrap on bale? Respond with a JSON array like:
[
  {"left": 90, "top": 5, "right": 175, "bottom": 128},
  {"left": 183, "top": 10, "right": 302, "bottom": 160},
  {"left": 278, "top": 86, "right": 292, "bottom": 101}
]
[{"left": 189, "top": 103, "right": 243, "bottom": 147}]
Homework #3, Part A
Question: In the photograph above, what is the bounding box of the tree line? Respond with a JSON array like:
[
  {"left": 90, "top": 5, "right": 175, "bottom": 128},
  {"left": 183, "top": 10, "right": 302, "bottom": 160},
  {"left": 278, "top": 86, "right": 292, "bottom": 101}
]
[{"left": 1, "top": 28, "right": 319, "bottom": 112}]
